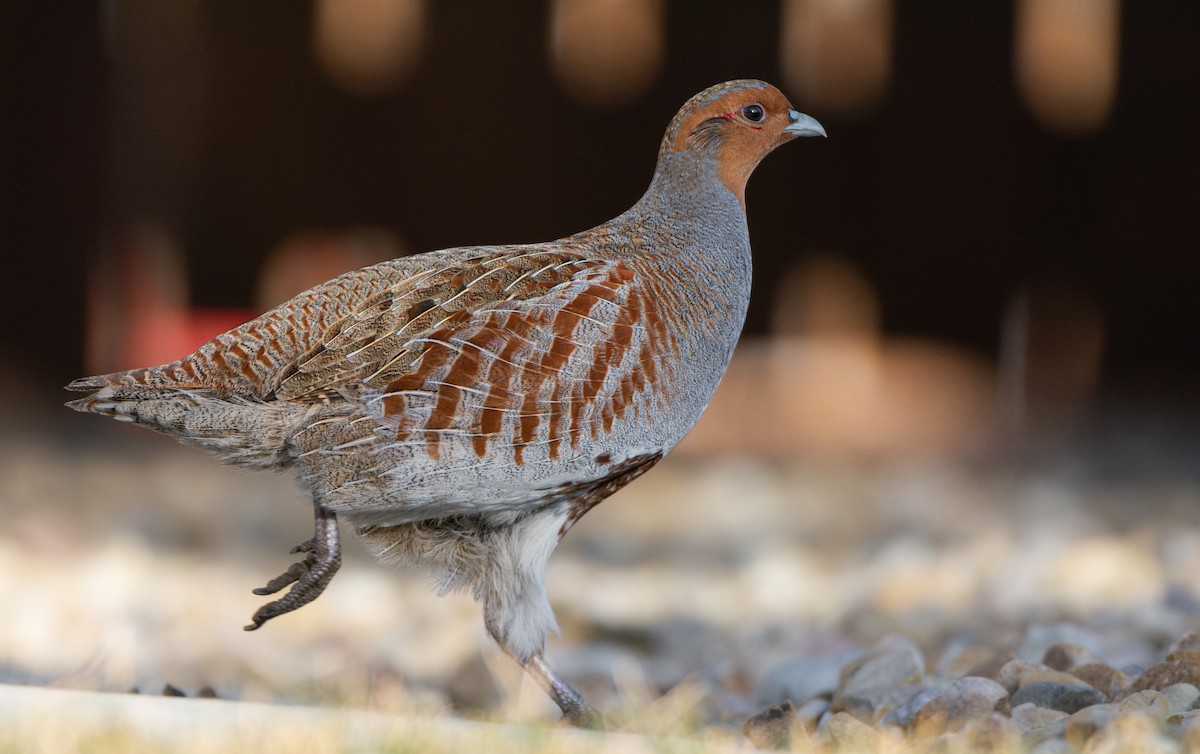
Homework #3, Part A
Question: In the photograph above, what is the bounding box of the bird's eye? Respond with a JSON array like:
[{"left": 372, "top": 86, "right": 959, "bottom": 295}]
[{"left": 741, "top": 104, "right": 765, "bottom": 123}]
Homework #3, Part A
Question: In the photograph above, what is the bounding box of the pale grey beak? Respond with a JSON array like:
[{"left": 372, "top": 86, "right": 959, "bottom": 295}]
[{"left": 785, "top": 109, "right": 827, "bottom": 138}]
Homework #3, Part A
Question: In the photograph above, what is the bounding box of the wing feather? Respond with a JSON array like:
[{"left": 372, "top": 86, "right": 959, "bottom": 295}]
[
  {"left": 88, "top": 240, "right": 673, "bottom": 469},
  {"left": 280, "top": 247, "right": 669, "bottom": 466}
]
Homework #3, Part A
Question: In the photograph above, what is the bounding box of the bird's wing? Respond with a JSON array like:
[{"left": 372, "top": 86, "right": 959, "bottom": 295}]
[
  {"left": 275, "top": 248, "right": 599, "bottom": 401},
  {"left": 279, "top": 246, "right": 675, "bottom": 465},
  {"left": 67, "top": 246, "right": 568, "bottom": 399}
]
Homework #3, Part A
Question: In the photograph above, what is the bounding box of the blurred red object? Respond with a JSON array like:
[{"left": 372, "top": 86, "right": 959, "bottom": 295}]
[{"left": 84, "top": 224, "right": 256, "bottom": 374}]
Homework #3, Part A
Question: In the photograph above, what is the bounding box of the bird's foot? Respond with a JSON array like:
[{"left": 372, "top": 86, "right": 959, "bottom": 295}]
[
  {"left": 244, "top": 504, "right": 341, "bottom": 630},
  {"left": 524, "top": 654, "right": 605, "bottom": 730}
]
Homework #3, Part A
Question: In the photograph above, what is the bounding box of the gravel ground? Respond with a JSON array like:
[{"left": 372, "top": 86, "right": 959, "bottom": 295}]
[{"left": 4, "top": 372, "right": 1200, "bottom": 751}]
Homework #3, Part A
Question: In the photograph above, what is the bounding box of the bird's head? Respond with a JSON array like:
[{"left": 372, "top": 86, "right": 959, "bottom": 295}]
[{"left": 657, "top": 79, "right": 826, "bottom": 207}]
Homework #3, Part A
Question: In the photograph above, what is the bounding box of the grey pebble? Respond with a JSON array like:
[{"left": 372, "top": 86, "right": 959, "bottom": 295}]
[
  {"left": 819, "top": 711, "right": 882, "bottom": 750},
  {"left": 878, "top": 687, "right": 940, "bottom": 729},
  {"left": 1011, "top": 702, "right": 1068, "bottom": 734},
  {"left": 830, "top": 634, "right": 926, "bottom": 722},
  {"left": 1160, "top": 682, "right": 1200, "bottom": 715},
  {"left": 916, "top": 676, "right": 1010, "bottom": 732},
  {"left": 1064, "top": 702, "right": 1119, "bottom": 745},
  {"left": 1013, "top": 703, "right": 1069, "bottom": 748},
  {"left": 1118, "top": 688, "right": 1170, "bottom": 719},
  {"left": 794, "top": 696, "right": 831, "bottom": 728},
  {"left": 994, "top": 659, "right": 1053, "bottom": 694},
  {"left": 835, "top": 683, "right": 929, "bottom": 723},
  {"left": 1010, "top": 680, "right": 1106, "bottom": 713},
  {"left": 835, "top": 634, "right": 924, "bottom": 699},
  {"left": 757, "top": 647, "right": 865, "bottom": 705}
]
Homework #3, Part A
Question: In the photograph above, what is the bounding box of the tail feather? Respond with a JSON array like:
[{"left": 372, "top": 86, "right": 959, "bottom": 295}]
[
  {"left": 65, "top": 375, "right": 111, "bottom": 392},
  {"left": 65, "top": 370, "right": 301, "bottom": 468},
  {"left": 65, "top": 366, "right": 173, "bottom": 418},
  {"left": 65, "top": 382, "right": 165, "bottom": 422},
  {"left": 66, "top": 358, "right": 218, "bottom": 411},
  {"left": 65, "top": 364, "right": 187, "bottom": 393}
]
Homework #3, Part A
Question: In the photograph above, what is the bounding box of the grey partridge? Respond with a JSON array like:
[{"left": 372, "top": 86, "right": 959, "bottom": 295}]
[{"left": 67, "top": 79, "right": 825, "bottom": 727}]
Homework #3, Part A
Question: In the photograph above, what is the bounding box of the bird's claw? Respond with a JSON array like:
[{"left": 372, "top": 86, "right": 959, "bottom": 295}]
[
  {"left": 289, "top": 540, "right": 315, "bottom": 555},
  {"left": 244, "top": 507, "right": 341, "bottom": 631},
  {"left": 250, "top": 544, "right": 319, "bottom": 596}
]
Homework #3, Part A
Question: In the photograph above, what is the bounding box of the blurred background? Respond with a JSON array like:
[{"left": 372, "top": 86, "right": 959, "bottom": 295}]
[
  {"left": 4, "top": 0, "right": 1199, "bottom": 453},
  {"left": 2, "top": 0, "right": 1199, "bottom": 730}
]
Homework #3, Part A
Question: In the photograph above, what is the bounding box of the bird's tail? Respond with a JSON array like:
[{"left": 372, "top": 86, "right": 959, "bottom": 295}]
[
  {"left": 65, "top": 367, "right": 299, "bottom": 468},
  {"left": 64, "top": 366, "right": 186, "bottom": 420}
]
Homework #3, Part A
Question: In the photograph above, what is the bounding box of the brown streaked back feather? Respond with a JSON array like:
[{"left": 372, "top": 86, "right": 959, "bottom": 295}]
[
  {"left": 276, "top": 248, "right": 600, "bottom": 402},
  {"left": 326, "top": 246, "right": 676, "bottom": 466}
]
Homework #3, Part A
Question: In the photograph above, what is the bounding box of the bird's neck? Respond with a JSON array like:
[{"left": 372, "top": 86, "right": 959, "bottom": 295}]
[
  {"left": 614, "top": 149, "right": 753, "bottom": 313},
  {"left": 634, "top": 150, "right": 749, "bottom": 227}
]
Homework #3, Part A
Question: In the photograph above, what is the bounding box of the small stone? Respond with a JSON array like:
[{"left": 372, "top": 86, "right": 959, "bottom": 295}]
[
  {"left": 757, "top": 648, "right": 865, "bottom": 705},
  {"left": 1168, "top": 650, "right": 1200, "bottom": 666},
  {"left": 1168, "top": 630, "right": 1200, "bottom": 659},
  {"left": 836, "top": 683, "right": 929, "bottom": 723},
  {"left": 879, "top": 688, "right": 939, "bottom": 729},
  {"left": 821, "top": 711, "right": 881, "bottom": 751},
  {"left": 1014, "top": 705, "right": 1069, "bottom": 748},
  {"left": 1071, "top": 663, "right": 1131, "bottom": 699},
  {"left": 1064, "top": 702, "right": 1118, "bottom": 746},
  {"left": 994, "top": 660, "right": 1053, "bottom": 694},
  {"left": 1010, "top": 681, "right": 1106, "bottom": 714},
  {"left": 1160, "top": 682, "right": 1200, "bottom": 715},
  {"left": 1018, "top": 717, "right": 1067, "bottom": 749},
  {"left": 836, "top": 634, "right": 925, "bottom": 695},
  {"left": 832, "top": 635, "right": 925, "bottom": 721},
  {"left": 793, "top": 697, "right": 831, "bottom": 729},
  {"left": 1131, "top": 659, "right": 1200, "bottom": 692},
  {"left": 1117, "top": 689, "right": 1170, "bottom": 720},
  {"left": 162, "top": 684, "right": 186, "bottom": 697},
  {"left": 1016, "top": 669, "right": 1095, "bottom": 691},
  {"left": 1011, "top": 702, "right": 1069, "bottom": 734},
  {"left": 1042, "top": 642, "right": 1099, "bottom": 671},
  {"left": 742, "top": 700, "right": 800, "bottom": 750},
  {"left": 914, "top": 677, "right": 1010, "bottom": 734}
]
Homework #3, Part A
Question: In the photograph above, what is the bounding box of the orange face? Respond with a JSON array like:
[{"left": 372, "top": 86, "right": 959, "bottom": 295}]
[{"left": 667, "top": 82, "right": 826, "bottom": 206}]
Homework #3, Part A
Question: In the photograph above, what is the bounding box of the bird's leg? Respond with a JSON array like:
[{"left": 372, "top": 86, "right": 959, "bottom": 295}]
[
  {"left": 244, "top": 502, "right": 341, "bottom": 631},
  {"left": 523, "top": 653, "right": 605, "bottom": 730}
]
